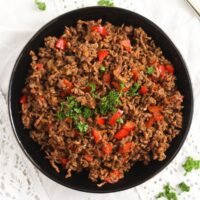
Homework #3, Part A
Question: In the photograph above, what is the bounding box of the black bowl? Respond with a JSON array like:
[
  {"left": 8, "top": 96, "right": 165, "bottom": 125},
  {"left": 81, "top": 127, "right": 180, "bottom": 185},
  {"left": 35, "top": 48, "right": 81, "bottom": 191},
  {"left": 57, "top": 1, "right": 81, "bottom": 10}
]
[{"left": 8, "top": 6, "right": 193, "bottom": 193}]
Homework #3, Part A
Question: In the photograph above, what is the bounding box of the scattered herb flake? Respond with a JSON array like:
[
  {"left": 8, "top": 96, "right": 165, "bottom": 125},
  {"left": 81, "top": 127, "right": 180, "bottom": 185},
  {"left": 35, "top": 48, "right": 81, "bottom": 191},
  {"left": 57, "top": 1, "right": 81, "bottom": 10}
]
[
  {"left": 116, "top": 118, "right": 124, "bottom": 124},
  {"left": 147, "top": 66, "right": 155, "bottom": 75},
  {"left": 120, "top": 82, "right": 125, "bottom": 90},
  {"left": 76, "top": 122, "right": 88, "bottom": 133},
  {"left": 83, "top": 107, "right": 93, "bottom": 119},
  {"left": 97, "top": 0, "right": 114, "bottom": 7},
  {"left": 156, "top": 183, "right": 178, "bottom": 200},
  {"left": 100, "top": 66, "right": 106, "bottom": 72},
  {"left": 99, "top": 90, "right": 120, "bottom": 115},
  {"left": 127, "top": 83, "right": 141, "bottom": 96},
  {"left": 182, "top": 156, "right": 200, "bottom": 175},
  {"left": 87, "top": 83, "right": 96, "bottom": 93},
  {"left": 178, "top": 182, "right": 190, "bottom": 193},
  {"left": 35, "top": 0, "right": 46, "bottom": 11}
]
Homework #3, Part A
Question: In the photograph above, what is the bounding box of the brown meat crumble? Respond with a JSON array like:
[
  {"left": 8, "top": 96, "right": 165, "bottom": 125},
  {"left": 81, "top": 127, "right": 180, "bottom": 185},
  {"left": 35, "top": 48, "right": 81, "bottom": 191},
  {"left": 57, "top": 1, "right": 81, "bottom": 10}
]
[{"left": 20, "top": 19, "right": 183, "bottom": 186}]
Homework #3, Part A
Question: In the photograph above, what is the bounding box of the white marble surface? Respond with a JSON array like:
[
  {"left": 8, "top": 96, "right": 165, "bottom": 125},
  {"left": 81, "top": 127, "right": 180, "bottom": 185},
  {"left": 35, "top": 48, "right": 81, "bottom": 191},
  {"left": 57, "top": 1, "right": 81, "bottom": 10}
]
[{"left": 0, "top": 0, "right": 200, "bottom": 199}]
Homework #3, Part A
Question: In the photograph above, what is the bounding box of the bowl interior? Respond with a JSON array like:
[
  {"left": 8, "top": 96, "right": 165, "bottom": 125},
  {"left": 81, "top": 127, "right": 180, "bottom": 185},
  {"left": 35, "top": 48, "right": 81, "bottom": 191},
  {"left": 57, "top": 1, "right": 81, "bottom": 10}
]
[{"left": 8, "top": 7, "right": 193, "bottom": 193}]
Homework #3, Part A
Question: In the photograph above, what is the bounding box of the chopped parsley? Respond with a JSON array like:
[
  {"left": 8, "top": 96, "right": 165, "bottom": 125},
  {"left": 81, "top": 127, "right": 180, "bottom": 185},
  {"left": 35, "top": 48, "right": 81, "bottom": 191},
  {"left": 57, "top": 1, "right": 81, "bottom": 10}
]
[
  {"left": 120, "top": 82, "right": 125, "bottom": 90},
  {"left": 57, "top": 96, "right": 92, "bottom": 133},
  {"left": 156, "top": 183, "right": 178, "bottom": 200},
  {"left": 35, "top": 0, "right": 46, "bottom": 11},
  {"left": 76, "top": 122, "right": 88, "bottom": 133},
  {"left": 99, "top": 91, "right": 120, "bottom": 115},
  {"left": 83, "top": 107, "right": 93, "bottom": 119},
  {"left": 182, "top": 156, "right": 200, "bottom": 175},
  {"left": 100, "top": 66, "right": 106, "bottom": 72},
  {"left": 178, "top": 182, "right": 190, "bottom": 193},
  {"left": 146, "top": 66, "right": 155, "bottom": 75},
  {"left": 87, "top": 83, "right": 96, "bottom": 93},
  {"left": 97, "top": 0, "right": 115, "bottom": 7},
  {"left": 116, "top": 118, "right": 124, "bottom": 124},
  {"left": 127, "top": 83, "right": 141, "bottom": 96}
]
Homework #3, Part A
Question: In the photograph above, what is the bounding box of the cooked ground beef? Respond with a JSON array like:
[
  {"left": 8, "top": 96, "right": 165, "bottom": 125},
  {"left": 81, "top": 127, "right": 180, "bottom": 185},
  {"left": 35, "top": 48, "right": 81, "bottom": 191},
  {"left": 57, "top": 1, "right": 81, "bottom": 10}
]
[{"left": 20, "top": 19, "right": 183, "bottom": 186}]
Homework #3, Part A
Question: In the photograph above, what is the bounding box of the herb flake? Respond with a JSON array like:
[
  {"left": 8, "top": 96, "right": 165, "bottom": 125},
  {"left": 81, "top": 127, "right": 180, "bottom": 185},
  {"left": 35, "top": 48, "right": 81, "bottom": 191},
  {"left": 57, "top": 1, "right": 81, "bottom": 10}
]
[
  {"left": 35, "top": 0, "right": 46, "bottom": 11},
  {"left": 146, "top": 66, "right": 155, "bottom": 75},
  {"left": 182, "top": 156, "right": 200, "bottom": 175},
  {"left": 178, "top": 182, "right": 190, "bottom": 193},
  {"left": 97, "top": 0, "right": 114, "bottom": 7},
  {"left": 127, "top": 83, "right": 141, "bottom": 96}
]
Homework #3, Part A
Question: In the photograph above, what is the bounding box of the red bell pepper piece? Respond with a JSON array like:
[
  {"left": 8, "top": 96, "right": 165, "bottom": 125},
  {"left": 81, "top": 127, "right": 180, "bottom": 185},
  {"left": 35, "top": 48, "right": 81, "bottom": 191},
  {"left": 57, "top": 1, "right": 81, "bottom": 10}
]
[
  {"left": 109, "top": 109, "right": 123, "bottom": 126},
  {"left": 96, "top": 117, "right": 105, "bottom": 126},
  {"left": 60, "top": 158, "right": 68, "bottom": 166},
  {"left": 84, "top": 154, "right": 93, "bottom": 162},
  {"left": 123, "top": 121, "right": 135, "bottom": 131},
  {"left": 92, "top": 129, "right": 102, "bottom": 144},
  {"left": 20, "top": 95, "right": 27, "bottom": 104},
  {"left": 165, "top": 65, "right": 174, "bottom": 74},
  {"left": 35, "top": 63, "right": 43, "bottom": 70},
  {"left": 148, "top": 105, "right": 161, "bottom": 113},
  {"left": 55, "top": 38, "right": 67, "bottom": 50},
  {"left": 63, "top": 79, "right": 73, "bottom": 88},
  {"left": 91, "top": 25, "right": 108, "bottom": 36},
  {"left": 157, "top": 65, "right": 165, "bottom": 78},
  {"left": 111, "top": 81, "right": 121, "bottom": 91},
  {"left": 98, "top": 50, "right": 109, "bottom": 62},
  {"left": 139, "top": 86, "right": 148, "bottom": 94},
  {"left": 146, "top": 116, "right": 155, "bottom": 128}
]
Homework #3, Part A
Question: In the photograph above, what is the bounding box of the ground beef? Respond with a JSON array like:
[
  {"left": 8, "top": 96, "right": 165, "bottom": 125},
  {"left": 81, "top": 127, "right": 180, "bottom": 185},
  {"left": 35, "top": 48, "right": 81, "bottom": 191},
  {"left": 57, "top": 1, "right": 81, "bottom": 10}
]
[{"left": 20, "top": 19, "right": 183, "bottom": 186}]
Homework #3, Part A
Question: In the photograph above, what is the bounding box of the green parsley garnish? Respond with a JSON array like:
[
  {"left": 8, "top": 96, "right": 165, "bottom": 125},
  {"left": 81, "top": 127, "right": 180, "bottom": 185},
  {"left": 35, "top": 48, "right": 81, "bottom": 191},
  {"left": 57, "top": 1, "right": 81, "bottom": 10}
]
[
  {"left": 76, "top": 122, "right": 88, "bottom": 133},
  {"left": 100, "top": 66, "right": 106, "bottom": 72},
  {"left": 120, "top": 82, "right": 125, "bottom": 90},
  {"left": 35, "top": 0, "right": 46, "bottom": 11},
  {"left": 83, "top": 107, "right": 93, "bottom": 119},
  {"left": 127, "top": 83, "right": 141, "bottom": 96},
  {"left": 156, "top": 183, "right": 178, "bottom": 200},
  {"left": 57, "top": 96, "right": 93, "bottom": 133},
  {"left": 182, "top": 156, "right": 200, "bottom": 175},
  {"left": 178, "top": 182, "right": 190, "bottom": 193},
  {"left": 97, "top": 0, "right": 114, "bottom": 7},
  {"left": 116, "top": 118, "right": 124, "bottom": 124},
  {"left": 87, "top": 83, "right": 96, "bottom": 93},
  {"left": 99, "top": 91, "right": 120, "bottom": 115},
  {"left": 146, "top": 66, "right": 155, "bottom": 75}
]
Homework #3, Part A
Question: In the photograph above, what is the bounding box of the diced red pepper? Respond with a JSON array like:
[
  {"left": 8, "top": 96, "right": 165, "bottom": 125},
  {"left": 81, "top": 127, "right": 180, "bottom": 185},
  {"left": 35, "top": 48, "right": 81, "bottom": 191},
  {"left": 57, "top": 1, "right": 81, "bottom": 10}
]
[
  {"left": 154, "top": 112, "right": 164, "bottom": 121},
  {"left": 132, "top": 69, "right": 139, "bottom": 81},
  {"left": 84, "top": 154, "right": 93, "bottom": 162},
  {"left": 111, "top": 81, "right": 121, "bottom": 91},
  {"left": 82, "top": 86, "right": 92, "bottom": 93},
  {"left": 60, "top": 89, "right": 72, "bottom": 97},
  {"left": 92, "top": 129, "right": 102, "bottom": 144},
  {"left": 35, "top": 63, "right": 43, "bottom": 70},
  {"left": 123, "top": 87, "right": 130, "bottom": 92},
  {"left": 121, "top": 39, "right": 131, "bottom": 52},
  {"left": 148, "top": 105, "right": 161, "bottom": 113},
  {"left": 55, "top": 38, "right": 67, "bottom": 50},
  {"left": 91, "top": 25, "right": 108, "bottom": 36},
  {"left": 102, "top": 143, "right": 113, "bottom": 155},
  {"left": 60, "top": 158, "right": 68, "bottom": 166},
  {"left": 146, "top": 116, "right": 155, "bottom": 128},
  {"left": 165, "top": 65, "right": 174, "bottom": 74},
  {"left": 103, "top": 72, "right": 111, "bottom": 84},
  {"left": 123, "top": 121, "right": 135, "bottom": 131},
  {"left": 109, "top": 109, "right": 123, "bottom": 126},
  {"left": 20, "top": 95, "right": 27, "bottom": 104},
  {"left": 63, "top": 79, "right": 73, "bottom": 88},
  {"left": 157, "top": 65, "right": 165, "bottom": 78},
  {"left": 96, "top": 117, "right": 105, "bottom": 126},
  {"left": 139, "top": 86, "right": 148, "bottom": 94},
  {"left": 119, "top": 142, "right": 133, "bottom": 154},
  {"left": 98, "top": 50, "right": 109, "bottom": 62},
  {"left": 115, "top": 129, "right": 129, "bottom": 140}
]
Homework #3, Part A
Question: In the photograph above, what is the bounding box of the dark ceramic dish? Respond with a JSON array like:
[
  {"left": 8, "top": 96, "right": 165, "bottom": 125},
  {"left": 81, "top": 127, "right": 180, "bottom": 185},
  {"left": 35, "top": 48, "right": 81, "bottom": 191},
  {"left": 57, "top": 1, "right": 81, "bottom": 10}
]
[{"left": 8, "top": 6, "right": 193, "bottom": 193}]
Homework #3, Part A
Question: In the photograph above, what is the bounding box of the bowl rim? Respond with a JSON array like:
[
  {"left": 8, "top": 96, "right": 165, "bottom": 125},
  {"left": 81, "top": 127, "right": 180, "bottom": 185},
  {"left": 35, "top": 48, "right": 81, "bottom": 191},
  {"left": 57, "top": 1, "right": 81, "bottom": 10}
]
[{"left": 8, "top": 6, "right": 194, "bottom": 193}]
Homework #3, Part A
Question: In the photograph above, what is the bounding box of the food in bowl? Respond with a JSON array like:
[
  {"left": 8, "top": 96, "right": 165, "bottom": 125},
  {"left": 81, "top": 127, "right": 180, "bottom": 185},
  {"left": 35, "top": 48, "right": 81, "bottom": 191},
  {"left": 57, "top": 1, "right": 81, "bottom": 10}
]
[{"left": 20, "top": 19, "right": 183, "bottom": 186}]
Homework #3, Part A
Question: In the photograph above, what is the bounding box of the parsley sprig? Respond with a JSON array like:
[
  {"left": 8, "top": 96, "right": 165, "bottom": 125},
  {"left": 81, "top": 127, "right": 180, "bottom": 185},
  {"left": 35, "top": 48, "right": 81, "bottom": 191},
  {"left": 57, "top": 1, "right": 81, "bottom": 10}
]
[
  {"left": 127, "top": 83, "right": 141, "bottom": 96},
  {"left": 182, "top": 156, "right": 200, "bottom": 175},
  {"left": 57, "top": 96, "right": 93, "bottom": 133},
  {"left": 99, "top": 90, "right": 121, "bottom": 115},
  {"left": 35, "top": 0, "right": 46, "bottom": 11},
  {"left": 97, "top": 0, "right": 115, "bottom": 7}
]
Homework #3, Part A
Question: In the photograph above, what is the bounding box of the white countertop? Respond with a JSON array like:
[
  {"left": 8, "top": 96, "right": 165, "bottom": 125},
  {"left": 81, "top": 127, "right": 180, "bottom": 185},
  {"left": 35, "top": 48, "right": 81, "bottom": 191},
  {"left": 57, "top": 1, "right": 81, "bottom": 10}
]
[{"left": 0, "top": 0, "right": 200, "bottom": 200}]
